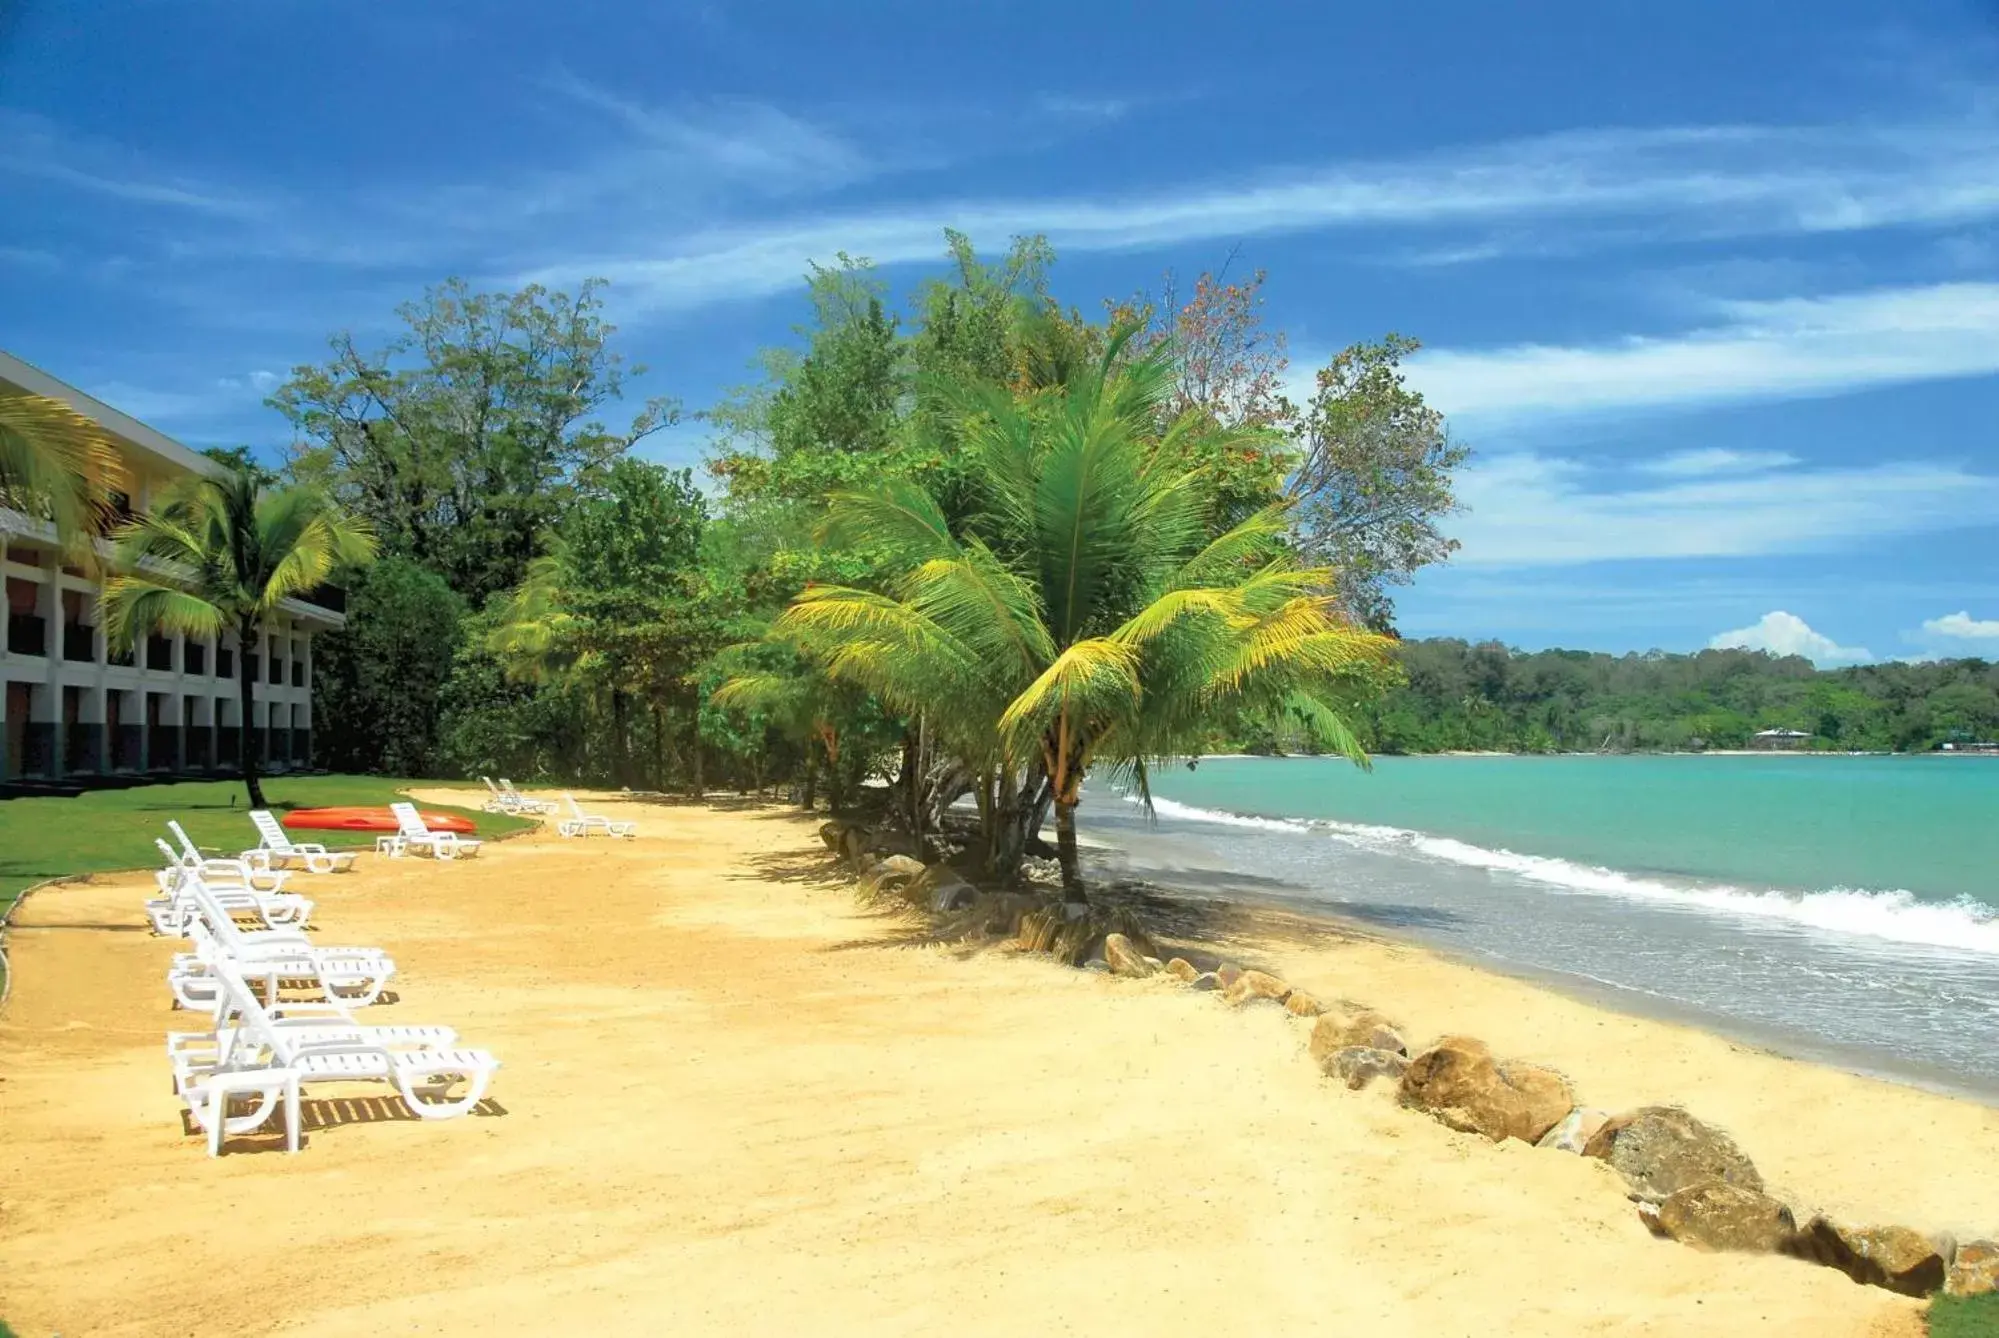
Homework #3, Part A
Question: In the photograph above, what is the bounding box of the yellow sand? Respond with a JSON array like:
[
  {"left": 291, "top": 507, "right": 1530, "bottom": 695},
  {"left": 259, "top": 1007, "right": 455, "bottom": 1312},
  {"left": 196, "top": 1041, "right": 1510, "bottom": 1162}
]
[{"left": 1, "top": 792, "right": 1990, "bottom": 1336}]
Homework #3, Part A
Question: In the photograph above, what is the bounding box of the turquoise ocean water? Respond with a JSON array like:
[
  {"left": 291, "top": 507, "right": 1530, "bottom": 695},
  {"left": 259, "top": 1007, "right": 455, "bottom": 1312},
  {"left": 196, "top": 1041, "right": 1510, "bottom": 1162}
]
[{"left": 1079, "top": 756, "right": 1999, "bottom": 1093}]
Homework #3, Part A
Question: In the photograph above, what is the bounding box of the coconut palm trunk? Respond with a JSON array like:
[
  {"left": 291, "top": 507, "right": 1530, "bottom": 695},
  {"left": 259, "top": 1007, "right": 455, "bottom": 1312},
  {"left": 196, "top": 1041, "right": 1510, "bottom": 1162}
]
[{"left": 236, "top": 618, "right": 267, "bottom": 810}]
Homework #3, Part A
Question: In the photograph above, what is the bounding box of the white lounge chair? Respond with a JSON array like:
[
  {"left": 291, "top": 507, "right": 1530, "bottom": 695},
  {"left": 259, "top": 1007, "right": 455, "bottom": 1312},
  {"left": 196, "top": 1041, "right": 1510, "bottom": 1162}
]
[
  {"left": 385, "top": 802, "right": 482, "bottom": 860},
  {"left": 148, "top": 843, "right": 314, "bottom": 936},
  {"left": 244, "top": 809, "right": 357, "bottom": 875},
  {"left": 557, "top": 792, "right": 636, "bottom": 839},
  {"left": 498, "top": 779, "right": 556, "bottom": 815},
  {"left": 480, "top": 776, "right": 513, "bottom": 813},
  {"left": 168, "top": 882, "right": 395, "bottom": 1006},
  {"left": 168, "top": 920, "right": 396, "bottom": 1009},
  {"left": 169, "top": 990, "right": 457, "bottom": 1096},
  {"left": 164, "top": 820, "right": 292, "bottom": 894},
  {"left": 202, "top": 959, "right": 500, "bottom": 1123}
]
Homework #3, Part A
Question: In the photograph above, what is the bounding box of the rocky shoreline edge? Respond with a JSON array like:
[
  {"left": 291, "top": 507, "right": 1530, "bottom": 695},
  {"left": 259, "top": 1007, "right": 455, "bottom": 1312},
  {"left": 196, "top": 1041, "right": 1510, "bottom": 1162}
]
[{"left": 819, "top": 817, "right": 1999, "bottom": 1304}]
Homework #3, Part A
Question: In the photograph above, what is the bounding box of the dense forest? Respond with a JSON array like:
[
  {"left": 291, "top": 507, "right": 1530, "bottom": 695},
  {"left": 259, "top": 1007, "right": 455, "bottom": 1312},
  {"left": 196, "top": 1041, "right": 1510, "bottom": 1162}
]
[{"left": 1323, "top": 640, "right": 1999, "bottom": 755}]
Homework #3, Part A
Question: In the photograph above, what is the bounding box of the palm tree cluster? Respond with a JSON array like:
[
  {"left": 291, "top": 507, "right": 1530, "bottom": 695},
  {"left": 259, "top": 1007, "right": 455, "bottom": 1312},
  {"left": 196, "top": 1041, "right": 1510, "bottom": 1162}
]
[
  {"left": 100, "top": 472, "right": 376, "bottom": 807},
  {"left": 733, "top": 330, "right": 1393, "bottom": 900}
]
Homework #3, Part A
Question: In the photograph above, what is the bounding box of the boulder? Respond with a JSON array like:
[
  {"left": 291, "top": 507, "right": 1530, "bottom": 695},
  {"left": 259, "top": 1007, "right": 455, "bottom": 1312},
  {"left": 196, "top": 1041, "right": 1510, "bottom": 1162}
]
[
  {"left": 1164, "top": 957, "right": 1200, "bottom": 983},
  {"left": 1655, "top": 1181, "right": 1798, "bottom": 1254},
  {"left": 1215, "top": 964, "right": 1244, "bottom": 990},
  {"left": 1325, "top": 1046, "right": 1409, "bottom": 1091},
  {"left": 1103, "top": 933, "right": 1157, "bottom": 979},
  {"left": 1535, "top": 1107, "right": 1611, "bottom": 1154},
  {"left": 841, "top": 825, "right": 875, "bottom": 869},
  {"left": 858, "top": 854, "right": 926, "bottom": 902},
  {"left": 1284, "top": 990, "right": 1325, "bottom": 1018},
  {"left": 1222, "top": 970, "right": 1290, "bottom": 1008},
  {"left": 1947, "top": 1240, "right": 1999, "bottom": 1297},
  {"left": 1788, "top": 1218, "right": 1950, "bottom": 1297},
  {"left": 819, "top": 820, "right": 849, "bottom": 851},
  {"left": 1582, "top": 1106, "right": 1762, "bottom": 1203},
  {"left": 906, "top": 864, "right": 978, "bottom": 913},
  {"left": 1020, "top": 856, "right": 1062, "bottom": 886},
  {"left": 1188, "top": 972, "right": 1221, "bottom": 992},
  {"left": 1307, "top": 1005, "right": 1407, "bottom": 1065},
  {"left": 1398, "top": 1037, "right": 1574, "bottom": 1144}
]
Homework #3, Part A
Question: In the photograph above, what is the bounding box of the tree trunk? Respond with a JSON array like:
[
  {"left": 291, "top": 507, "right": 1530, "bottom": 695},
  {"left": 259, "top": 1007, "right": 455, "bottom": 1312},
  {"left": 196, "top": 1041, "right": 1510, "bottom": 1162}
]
[
  {"left": 690, "top": 716, "right": 704, "bottom": 798},
  {"left": 238, "top": 619, "right": 266, "bottom": 810},
  {"left": 609, "top": 690, "right": 629, "bottom": 787},
  {"left": 800, "top": 754, "right": 817, "bottom": 811},
  {"left": 1054, "top": 794, "right": 1085, "bottom": 903},
  {"left": 982, "top": 764, "right": 1048, "bottom": 884}
]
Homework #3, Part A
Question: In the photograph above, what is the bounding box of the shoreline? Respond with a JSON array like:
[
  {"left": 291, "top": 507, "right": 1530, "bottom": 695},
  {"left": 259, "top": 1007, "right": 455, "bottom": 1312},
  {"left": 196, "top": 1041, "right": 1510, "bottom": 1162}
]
[
  {"left": 1105, "top": 861, "right": 1999, "bottom": 1108},
  {"left": 2, "top": 793, "right": 1987, "bottom": 1334}
]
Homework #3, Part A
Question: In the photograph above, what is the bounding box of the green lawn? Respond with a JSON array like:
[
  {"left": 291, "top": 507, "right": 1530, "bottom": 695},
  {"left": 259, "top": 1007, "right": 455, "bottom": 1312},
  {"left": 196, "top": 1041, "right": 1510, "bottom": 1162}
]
[
  {"left": 1934, "top": 1294, "right": 1999, "bottom": 1337},
  {"left": 0, "top": 774, "right": 535, "bottom": 917}
]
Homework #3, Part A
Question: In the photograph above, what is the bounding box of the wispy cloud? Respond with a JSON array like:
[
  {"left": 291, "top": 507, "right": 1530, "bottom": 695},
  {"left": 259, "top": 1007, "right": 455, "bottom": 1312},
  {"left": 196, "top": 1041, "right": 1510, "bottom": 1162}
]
[
  {"left": 1635, "top": 449, "right": 1802, "bottom": 477},
  {"left": 518, "top": 118, "right": 1999, "bottom": 315},
  {"left": 0, "top": 110, "right": 268, "bottom": 218},
  {"left": 542, "top": 71, "right": 872, "bottom": 195},
  {"left": 1449, "top": 450, "right": 1999, "bottom": 566},
  {"left": 1033, "top": 93, "right": 1133, "bottom": 121},
  {"left": 1709, "top": 611, "right": 1874, "bottom": 665},
  {"left": 1409, "top": 282, "right": 1999, "bottom": 420}
]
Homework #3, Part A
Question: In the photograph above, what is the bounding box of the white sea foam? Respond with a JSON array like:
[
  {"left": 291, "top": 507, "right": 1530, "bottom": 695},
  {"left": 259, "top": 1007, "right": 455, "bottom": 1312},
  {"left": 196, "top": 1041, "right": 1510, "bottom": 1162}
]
[
  {"left": 1132, "top": 794, "right": 1999, "bottom": 956},
  {"left": 1137, "top": 794, "right": 1316, "bottom": 834}
]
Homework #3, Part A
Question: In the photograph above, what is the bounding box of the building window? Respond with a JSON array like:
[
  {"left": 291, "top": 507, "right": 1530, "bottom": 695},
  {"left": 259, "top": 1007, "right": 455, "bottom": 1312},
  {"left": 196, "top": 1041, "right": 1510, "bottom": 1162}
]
[
  {"left": 5, "top": 578, "right": 45, "bottom": 657},
  {"left": 217, "top": 643, "right": 234, "bottom": 679},
  {"left": 184, "top": 641, "right": 206, "bottom": 675},
  {"left": 291, "top": 658, "right": 305, "bottom": 687},
  {"left": 146, "top": 634, "right": 175, "bottom": 671}
]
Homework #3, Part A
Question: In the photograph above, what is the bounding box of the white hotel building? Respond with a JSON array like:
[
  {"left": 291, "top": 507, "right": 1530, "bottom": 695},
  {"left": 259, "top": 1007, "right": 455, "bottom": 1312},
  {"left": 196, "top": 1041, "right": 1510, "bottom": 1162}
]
[{"left": 1, "top": 350, "right": 344, "bottom": 791}]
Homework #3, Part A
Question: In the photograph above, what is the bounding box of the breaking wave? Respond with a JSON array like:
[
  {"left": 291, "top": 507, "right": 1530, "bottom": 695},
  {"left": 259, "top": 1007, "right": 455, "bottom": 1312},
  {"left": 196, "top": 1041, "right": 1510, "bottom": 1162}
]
[{"left": 1133, "top": 795, "right": 1999, "bottom": 955}]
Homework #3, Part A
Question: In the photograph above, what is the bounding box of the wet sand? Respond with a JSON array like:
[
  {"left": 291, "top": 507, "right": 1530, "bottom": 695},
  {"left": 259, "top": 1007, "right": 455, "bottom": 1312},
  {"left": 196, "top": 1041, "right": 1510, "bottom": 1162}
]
[{"left": 0, "top": 791, "right": 1985, "bottom": 1335}]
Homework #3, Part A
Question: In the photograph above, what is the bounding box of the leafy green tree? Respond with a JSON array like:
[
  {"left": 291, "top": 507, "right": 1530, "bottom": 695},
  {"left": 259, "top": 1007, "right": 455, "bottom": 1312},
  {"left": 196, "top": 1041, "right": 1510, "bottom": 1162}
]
[
  {"left": 1290, "top": 335, "right": 1469, "bottom": 630},
  {"left": 100, "top": 473, "right": 376, "bottom": 807},
  {"left": 770, "top": 332, "right": 1393, "bottom": 897},
  {"left": 312, "top": 557, "right": 467, "bottom": 775},
  {"left": 199, "top": 445, "right": 280, "bottom": 489},
  {"left": 273, "top": 278, "right": 675, "bottom": 603}
]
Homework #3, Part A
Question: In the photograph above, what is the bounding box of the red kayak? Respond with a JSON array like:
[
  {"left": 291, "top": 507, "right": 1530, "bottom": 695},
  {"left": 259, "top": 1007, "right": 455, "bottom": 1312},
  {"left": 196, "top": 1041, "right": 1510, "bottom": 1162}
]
[{"left": 283, "top": 806, "right": 477, "bottom": 835}]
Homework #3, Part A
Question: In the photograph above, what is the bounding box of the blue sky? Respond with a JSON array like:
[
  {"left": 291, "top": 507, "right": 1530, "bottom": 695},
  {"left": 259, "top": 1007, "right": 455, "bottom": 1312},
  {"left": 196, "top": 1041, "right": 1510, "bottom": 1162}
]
[{"left": 5, "top": 0, "right": 1999, "bottom": 662}]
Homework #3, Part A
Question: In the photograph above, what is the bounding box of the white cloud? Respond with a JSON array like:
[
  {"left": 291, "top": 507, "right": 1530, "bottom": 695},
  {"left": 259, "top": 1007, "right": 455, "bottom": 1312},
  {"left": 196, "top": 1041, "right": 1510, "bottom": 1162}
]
[
  {"left": 1408, "top": 282, "right": 1999, "bottom": 420},
  {"left": 1034, "top": 94, "right": 1133, "bottom": 121},
  {"left": 1634, "top": 448, "right": 1801, "bottom": 477},
  {"left": 542, "top": 71, "right": 871, "bottom": 195},
  {"left": 1449, "top": 451, "right": 1999, "bottom": 566},
  {"left": 1921, "top": 611, "right": 1999, "bottom": 640},
  {"left": 1709, "top": 611, "right": 1873, "bottom": 665},
  {"left": 514, "top": 118, "right": 1999, "bottom": 316}
]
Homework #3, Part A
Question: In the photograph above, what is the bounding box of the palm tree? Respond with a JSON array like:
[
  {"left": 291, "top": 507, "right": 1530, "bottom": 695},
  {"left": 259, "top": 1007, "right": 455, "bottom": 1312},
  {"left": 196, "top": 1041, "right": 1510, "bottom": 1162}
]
[
  {"left": 0, "top": 391, "right": 126, "bottom": 543},
  {"left": 771, "top": 332, "right": 1394, "bottom": 899},
  {"left": 100, "top": 470, "right": 376, "bottom": 808}
]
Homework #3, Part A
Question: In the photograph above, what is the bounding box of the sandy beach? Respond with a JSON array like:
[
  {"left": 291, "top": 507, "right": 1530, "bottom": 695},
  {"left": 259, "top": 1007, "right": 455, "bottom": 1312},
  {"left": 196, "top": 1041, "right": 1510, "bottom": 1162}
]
[{"left": 2, "top": 792, "right": 1993, "bottom": 1335}]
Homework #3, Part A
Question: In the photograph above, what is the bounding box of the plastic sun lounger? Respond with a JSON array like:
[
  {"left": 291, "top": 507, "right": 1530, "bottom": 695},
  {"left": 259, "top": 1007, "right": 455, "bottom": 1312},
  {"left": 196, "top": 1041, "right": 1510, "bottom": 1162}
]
[
  {"left": 387, "top": 802, "right": 483, "bottom": 860},
  {"left": 498, "top": 779, "right": 556, "bottom": 815},
  {"left": 244, "top": 809, "right": 357, "bottom": 875},
  {"left": 147, "top": 843, "right": 314, "bottom": 936},
  {"left": 203, "top": 959, "right": 500, "bottom": 1123},
  {"left": 164, "top": 820, "right": 291, "bottom": 892},
  {"left": 480, "top": 776, "right": 514, "bottom": 813},
  {"left": 557, "top": 792, "right": 637, "bottom": 839},
  {"left": 170, "top": 884, "right": 395, "bottom": 1006},
  {"left": 168, "top": 992, "right": 458, "bottom": 1097}
]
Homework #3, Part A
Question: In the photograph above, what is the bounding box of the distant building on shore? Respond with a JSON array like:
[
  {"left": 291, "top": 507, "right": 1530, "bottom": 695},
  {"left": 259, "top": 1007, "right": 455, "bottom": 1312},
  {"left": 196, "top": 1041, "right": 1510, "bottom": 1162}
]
[
  {"left": 1940, "top": 740, "right": 1999, "bottom": 753},
  {"left": 1748, "top": 728, "right": 1813, "bottom": 751}
]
